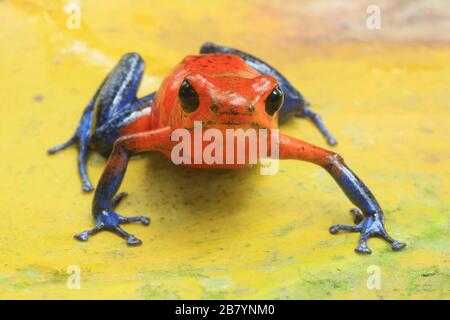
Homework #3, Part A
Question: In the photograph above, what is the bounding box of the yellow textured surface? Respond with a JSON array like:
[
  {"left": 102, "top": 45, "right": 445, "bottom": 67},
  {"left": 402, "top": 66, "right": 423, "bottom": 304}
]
[{"left": 0, "top": 0, "right": 449, "bottom": 299}]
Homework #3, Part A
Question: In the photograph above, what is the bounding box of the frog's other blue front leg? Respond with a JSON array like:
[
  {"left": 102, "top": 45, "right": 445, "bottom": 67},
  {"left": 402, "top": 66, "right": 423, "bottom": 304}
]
[
  {"left": 200, "top": 42, "right": 337, "bottom": 145},
  {"left": 279, "top": 134, "right": 406, "bottom": 254},
  {"left": 48, "top": 53, "right": 151, "bottom": 192}
]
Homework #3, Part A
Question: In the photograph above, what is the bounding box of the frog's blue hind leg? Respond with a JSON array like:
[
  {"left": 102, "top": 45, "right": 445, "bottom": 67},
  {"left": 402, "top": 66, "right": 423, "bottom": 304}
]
[
  {"left": 298, "top": 102, "right": 337, "bottom": 145},
  {"left": 48, "top": 53, "right": 154, "bottom": 192},
  {"left": 48, "top": 90, "right": 98, "bottom": 191},
  {"left": 200, "top": 42, "right": 337, "bottom": 145}
]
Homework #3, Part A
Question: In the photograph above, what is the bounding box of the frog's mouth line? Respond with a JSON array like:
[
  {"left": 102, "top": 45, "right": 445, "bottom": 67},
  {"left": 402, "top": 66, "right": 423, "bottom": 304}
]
[
  {"left": 213, "top": 121, "right": 262, "bottom": 129},
  {"left": 183, "top": 121, "right": 263, "bottom": 130},
  {"left": 215, "top": 111, "right": 254, "bottom": 116}
]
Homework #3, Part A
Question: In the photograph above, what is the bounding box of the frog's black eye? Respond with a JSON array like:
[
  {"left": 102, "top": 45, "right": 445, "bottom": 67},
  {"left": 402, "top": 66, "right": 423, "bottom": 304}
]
[
  {"left": 265, "top": 85, "right": 284, "bottom": 116},
  {"left": 179, "top": 79, "right": 200, "bottom": 113}
]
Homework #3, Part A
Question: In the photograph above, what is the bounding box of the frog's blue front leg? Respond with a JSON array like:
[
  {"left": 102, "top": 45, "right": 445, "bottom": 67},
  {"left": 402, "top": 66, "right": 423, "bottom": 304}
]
[
  {"left": 74, "top": 135, "right": 148, "bottom": 245},
  {"left": 200, "top": 42, "right": 337, "bottom": 145},
  {"left": 325, "top": 158, "right": 406, "bottom": 253},
  {"left": 48, "top": 53, "right": 154, "bottom": 192},
  {"left": 74, "top": 128, "right": 171, "bottom": 245},
  {"left": 279, "top": 134, "right": 406, "bottom": 254}
]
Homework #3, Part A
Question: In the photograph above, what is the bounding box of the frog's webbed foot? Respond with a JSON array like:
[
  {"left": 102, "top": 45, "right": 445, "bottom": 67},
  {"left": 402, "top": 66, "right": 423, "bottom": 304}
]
[
  {"left": 329, "top": 209, "right": 406, "bottom": 254},
  {"left": 74, "top": 193, "right": 150, "bottom": 246}
]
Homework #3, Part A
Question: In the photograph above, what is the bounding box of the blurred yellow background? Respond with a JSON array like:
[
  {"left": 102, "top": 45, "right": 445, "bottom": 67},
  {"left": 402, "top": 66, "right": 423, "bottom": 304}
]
[{"left": 0, "top": 0, "right": 448, "bottom": 299}]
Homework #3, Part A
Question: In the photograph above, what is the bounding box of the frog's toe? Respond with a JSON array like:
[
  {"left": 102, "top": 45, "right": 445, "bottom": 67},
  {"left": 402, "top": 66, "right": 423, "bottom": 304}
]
[
  {"left": 118, "top": 214, "right": 151, "bottom": 226},
  {"left": 48, "top": 137, "right": 76, "bottom": 154},
  {"left": 355, "top": 241, "right": 372, "bottom": 254},
  {"left": 350, "top": 208, "right": 364, "bottom": 224},
  {"left": 329, "top": 224, "right": 360, "bottom": 234},
  {"left": 112, "top": 192, "right": 128, "bottom": 208},
  {"left": 125, "top": 234, "right": 143, "bottom": 246},
  {"left": 391, "top": 240, "right": 407, "bottom": 251},
  {"left": 74, "top": 223, "right": 105, "bottom": 242},
  {"left": 108, "top": 225, "right": 142, "bottom": 246},
  {"left": 108, "top": 193, "right": 149, "bottom": 224},
  {"left": 82, "top": 180, "right": 94, "bottom": 192},
  {"left": 74, "top": 231, "right": 89, "bottom": 242}
]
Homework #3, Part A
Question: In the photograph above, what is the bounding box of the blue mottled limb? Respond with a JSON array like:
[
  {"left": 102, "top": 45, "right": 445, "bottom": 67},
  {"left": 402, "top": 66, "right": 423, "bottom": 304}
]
[
  {"left": 48, "top": 53, "right": 153, "bottom": 192},
  {"left": 279, "top": 133, "right": 406, "bottom": 254}
]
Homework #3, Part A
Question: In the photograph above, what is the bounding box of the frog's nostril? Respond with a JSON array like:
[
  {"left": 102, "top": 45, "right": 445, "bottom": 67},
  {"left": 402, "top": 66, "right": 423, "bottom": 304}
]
[
  {"left": 248, "top": 104, "right": 255, "bottom": 113},
  {"left": 210, "top": 104, "right": 218, "bottom": 113}
]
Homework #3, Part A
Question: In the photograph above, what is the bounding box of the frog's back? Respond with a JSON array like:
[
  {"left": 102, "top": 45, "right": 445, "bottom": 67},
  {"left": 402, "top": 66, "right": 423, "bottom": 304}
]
[{"left": 180, "top": 54, "right": 260, "bottom": 78}]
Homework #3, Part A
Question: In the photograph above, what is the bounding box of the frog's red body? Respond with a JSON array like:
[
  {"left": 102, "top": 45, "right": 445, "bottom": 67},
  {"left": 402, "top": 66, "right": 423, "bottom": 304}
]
[
  {"left": 49, "top": 42, "right": 406, "bottom": 254},
  {"left": 120, "top": 54, "right": 278, "bottom": 169}
]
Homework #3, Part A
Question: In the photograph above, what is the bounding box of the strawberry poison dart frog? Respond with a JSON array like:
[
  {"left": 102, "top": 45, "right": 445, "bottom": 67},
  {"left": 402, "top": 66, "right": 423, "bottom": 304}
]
[{"left": 49, "top": 42, "right": 406, "bottom": 254}]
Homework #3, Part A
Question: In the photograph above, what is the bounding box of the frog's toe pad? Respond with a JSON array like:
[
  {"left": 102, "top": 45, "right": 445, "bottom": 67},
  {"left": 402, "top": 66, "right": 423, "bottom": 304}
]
[
  {"left": 126, "top": 235, "right": 142, "bottom": 246},
  {"left": 355, "top": 242, "right": 372, "bottom": 255},
  {"left": 82, "top": 181, "right": 94, "bottom": 193},
  {"left": 118, "top": 215, "right": 151, "bottom": 226},
  {"left": 74, "top": 231, "right": 90, "bottom": 242},
  {"left": 392, "top": 241, "right": 407, "bottom": 251}
]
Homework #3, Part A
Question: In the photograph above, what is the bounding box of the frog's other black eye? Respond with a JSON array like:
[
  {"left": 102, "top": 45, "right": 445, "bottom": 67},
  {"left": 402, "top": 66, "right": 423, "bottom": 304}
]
[
  {"left": 179, "top": 79, "right": 200, "bottom": 113},
  {"left": 265, "top": 85, "right": 284, "bottom": 116}
]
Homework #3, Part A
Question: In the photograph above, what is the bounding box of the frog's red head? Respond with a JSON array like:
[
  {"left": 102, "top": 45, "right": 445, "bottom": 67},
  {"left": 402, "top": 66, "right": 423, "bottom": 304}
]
[{"left": 156, "top": 54, "right": 284, "bottom": 131}]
